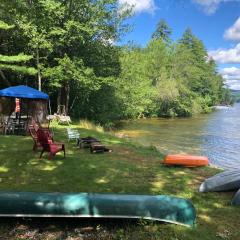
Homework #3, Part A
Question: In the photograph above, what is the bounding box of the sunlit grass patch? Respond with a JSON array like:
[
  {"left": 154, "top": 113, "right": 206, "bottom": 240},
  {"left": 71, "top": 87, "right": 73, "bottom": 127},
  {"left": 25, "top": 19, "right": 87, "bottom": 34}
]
[{"left": 78, "top": 119, "right": 104, "bottom": 132}]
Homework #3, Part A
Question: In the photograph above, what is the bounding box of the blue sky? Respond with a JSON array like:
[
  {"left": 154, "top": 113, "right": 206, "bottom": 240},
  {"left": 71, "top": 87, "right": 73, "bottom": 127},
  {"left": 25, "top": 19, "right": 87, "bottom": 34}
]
[{"left": 118, "top": 0, "right": 240, "bottom": 90}]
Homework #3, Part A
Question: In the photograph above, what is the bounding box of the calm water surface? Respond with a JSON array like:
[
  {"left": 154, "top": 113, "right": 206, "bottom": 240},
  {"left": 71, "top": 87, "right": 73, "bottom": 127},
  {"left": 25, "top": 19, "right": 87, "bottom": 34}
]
[{"left": 117, "top": 103, "right": 240, "bottom": 169}]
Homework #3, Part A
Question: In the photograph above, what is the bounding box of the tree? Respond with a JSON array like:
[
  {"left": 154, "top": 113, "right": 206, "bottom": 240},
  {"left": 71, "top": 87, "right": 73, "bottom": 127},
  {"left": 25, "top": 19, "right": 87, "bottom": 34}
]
[
  {"left": 115, "top": 26, "right": 229, "bottom": 119},
  {"left": 0, "top": 20, "right": 37, "bottom": 87},
  {"left": 174, "top": 28, "right": 226, "bottom": 112},
  {"left": 0, "top": 2, "right": 231, "bottom": 123},
  {"left": 1, "top": 0, "right": 129, "bottom": 115},
  {"left": 116, "top": 46, "right": 154, "bottom": 118},
  {"left": 145, "top": 38, "right": 169, "bottom": 86},
  {"left": 151, "top": 19, "right": 172, "bottom": 44}
]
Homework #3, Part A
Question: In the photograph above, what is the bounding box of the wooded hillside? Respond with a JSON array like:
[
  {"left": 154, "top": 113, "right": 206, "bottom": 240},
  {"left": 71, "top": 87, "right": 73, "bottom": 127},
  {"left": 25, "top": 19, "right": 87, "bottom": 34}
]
[{"left": 0, "top": 1, "right": 232, "bottom": 126}]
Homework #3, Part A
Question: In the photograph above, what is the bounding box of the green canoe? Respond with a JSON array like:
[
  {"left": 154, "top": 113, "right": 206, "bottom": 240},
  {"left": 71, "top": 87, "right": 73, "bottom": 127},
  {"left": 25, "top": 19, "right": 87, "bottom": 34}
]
[{"left": 0, "top": 192, "right": 196, "bottom": 227}]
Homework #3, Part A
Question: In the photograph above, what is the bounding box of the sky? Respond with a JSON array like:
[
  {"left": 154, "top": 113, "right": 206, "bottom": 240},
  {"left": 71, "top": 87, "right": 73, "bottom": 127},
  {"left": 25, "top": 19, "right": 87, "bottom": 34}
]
[{"left": 118, "top": 0, "right": 240, "bottom": 90}]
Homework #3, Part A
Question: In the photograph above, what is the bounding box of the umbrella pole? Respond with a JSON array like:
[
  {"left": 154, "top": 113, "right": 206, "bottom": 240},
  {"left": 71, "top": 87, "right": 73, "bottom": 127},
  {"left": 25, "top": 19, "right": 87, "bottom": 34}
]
[
  {"left": 48, "top": 99, "right": 54, "bottom": 135},
  {"left": 26, "top": 99, "right": 29, "bottom": 134}
]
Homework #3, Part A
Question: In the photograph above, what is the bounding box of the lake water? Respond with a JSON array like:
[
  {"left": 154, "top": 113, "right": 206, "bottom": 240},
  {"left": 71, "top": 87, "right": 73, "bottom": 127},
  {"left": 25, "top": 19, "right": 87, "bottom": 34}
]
[{"left": 117, "top": 103, "right": 240, "bottom": 169}]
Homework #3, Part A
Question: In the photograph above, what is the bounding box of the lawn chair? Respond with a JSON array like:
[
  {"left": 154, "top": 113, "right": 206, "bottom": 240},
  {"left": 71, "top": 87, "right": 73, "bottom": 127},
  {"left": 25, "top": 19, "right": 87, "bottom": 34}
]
[
  {"left": 58, "top": 115, "right": 71, "bottom": 125},
  {"left": 66, "top": 127, "right": 80, "bottom": 143},
  {"left": 4, "top": 119, "right": 15, "bottom": 135},
  {"left": 29, "top": 126, "right": 42, "bottom": 151},
  {"left": 29, "top": 120, "right": 54, "bottom": 139},
  {"left": 37, "top": 128, "right": 65, "bottom": 160},
  {"left": 28, "top": 122, "right": 54, "bottom": 151}
]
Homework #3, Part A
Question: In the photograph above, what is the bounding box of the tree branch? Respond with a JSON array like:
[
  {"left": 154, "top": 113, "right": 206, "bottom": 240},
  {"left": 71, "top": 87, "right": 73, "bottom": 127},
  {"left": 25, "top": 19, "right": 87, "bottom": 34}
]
[{"left": 0, "top": 69, "right": 11, "bottom": 86}]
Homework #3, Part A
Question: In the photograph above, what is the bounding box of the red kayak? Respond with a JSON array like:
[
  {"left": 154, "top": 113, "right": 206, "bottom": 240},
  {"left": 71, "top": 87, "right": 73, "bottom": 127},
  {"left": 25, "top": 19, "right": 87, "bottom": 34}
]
[{"left": 163, "top": 154, "right": 209, "bottom": 167}]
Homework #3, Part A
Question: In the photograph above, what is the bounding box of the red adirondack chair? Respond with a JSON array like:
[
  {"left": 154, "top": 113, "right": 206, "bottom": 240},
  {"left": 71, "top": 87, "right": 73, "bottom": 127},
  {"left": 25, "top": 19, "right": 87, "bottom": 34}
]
[
  {"left": 29, "top": 126, "right": 42, "bottom": 151},
  {"left": 36, "top": 128, "right": 65, "bottom": 160},
  {"left": 29, "top": 125, "right": 54, "bottom": 151}
]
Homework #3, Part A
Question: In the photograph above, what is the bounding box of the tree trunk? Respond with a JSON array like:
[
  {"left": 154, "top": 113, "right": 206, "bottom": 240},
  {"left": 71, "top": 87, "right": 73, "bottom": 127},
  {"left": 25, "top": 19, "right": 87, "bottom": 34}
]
[
  {"left": 0, "top": 69, "right": 11, "bottom": 86},
  {"left": 36, "top": 48, "right": 41, "bottom": 91},
  {"left": 57, "top": 88, "right": 62, "bottom": 114},
  {"left": 65, "top": 82, "right": 70, "bottom": 115},
  {"left": 57, "top": 82, "right": 70, "bottom": 115}
]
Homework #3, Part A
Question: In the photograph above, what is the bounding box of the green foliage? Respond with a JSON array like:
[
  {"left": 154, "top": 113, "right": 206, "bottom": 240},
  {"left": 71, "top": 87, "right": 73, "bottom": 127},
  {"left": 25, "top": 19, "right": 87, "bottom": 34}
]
[
  {"left": 0, "top": 64, "right": 37, "bottom": 75},
  {"left": 0, "top": 20, "right": 14, "bottom": 30},
  {"left": 0, "top": 54, "right": 33, "bottom": 62},
  {"left": 115, "top": 26, "right": 230, "bottom": 119},
  {"left": 221, "top": 88, "right": 234, "bottom": 105},
  {"left": 0, "top": 0, "right": 129, "bottom": 115},
  {"left": 44, "top": 55, "right": 99, "bottom": 89},
  {"left": 0, "top": 20, "right": 36, "bottom": 78},
  {"left": 116, "top": 46, "right": 154, "bottom": 118}
]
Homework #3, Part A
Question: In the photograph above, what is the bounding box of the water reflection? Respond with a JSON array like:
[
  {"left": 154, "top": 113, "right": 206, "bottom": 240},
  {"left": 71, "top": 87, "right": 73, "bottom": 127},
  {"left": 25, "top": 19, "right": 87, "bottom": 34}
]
[{"left": 117, "top": 103, "right": 240, "bottom": 169}]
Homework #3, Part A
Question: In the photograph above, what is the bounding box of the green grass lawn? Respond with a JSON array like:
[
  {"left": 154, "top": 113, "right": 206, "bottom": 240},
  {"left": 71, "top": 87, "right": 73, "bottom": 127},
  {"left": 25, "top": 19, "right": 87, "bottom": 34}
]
[{"left": 0, "top": 124, "right": 239, "bottom": 240}]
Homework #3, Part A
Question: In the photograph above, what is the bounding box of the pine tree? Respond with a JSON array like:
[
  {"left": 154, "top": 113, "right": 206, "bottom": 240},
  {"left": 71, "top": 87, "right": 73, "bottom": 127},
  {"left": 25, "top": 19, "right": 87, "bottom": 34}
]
[
  {"left": 0, "top": 20, "right": 37, "bottom": 86},
  {"left": 151, "top": 19, "right": 172, "bottom": 43}
]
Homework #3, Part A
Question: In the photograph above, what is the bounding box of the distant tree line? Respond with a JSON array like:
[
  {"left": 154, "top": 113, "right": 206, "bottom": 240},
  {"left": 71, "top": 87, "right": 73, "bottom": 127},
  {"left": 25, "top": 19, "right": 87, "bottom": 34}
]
[
  {"left": 232, "top": 90, "right": 240, "bottom": 103},
  {"left": 0, "top": 1, "right": 233, "bottom": 126}
]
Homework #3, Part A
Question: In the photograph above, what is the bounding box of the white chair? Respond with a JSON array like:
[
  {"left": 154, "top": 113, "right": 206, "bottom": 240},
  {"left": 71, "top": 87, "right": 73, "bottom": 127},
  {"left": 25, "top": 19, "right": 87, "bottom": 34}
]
[
  {"left": 4, "top": 119, "right": 15, "bottom": 135},
  {"left": 59, "top": 115, "right": 71, "bottom": 125},
  {"left": 66, "top": 127, "right": 80, "bottom": 143}
]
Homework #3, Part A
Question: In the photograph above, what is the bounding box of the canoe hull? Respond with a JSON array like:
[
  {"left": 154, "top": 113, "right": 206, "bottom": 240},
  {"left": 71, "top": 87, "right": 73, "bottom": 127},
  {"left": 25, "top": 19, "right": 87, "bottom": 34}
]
[
  {"left": 199, "top": 169, "right": 240, "bottom": 192},
  {"left": 0, "top": 192, "right": 196, "bottom": 227},
  {"left": 232, "top": 189, "right": 240, "bottom": 206},
  {"left": 164, "top": 154, "right": 209, "bottom": 167}
]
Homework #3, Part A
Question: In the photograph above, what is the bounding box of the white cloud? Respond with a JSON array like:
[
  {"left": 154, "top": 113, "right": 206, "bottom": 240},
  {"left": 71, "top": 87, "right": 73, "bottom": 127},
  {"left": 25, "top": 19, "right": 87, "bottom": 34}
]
[
  {"left": 226, "top": 81, "right": 240, "bottom": 90},
  {"left": 224, "top": 17, "right": 240, "bottom": 41},
  {"left": 208, "top": 43, "right": 240, "bottom": 63},
  {"left": 220, "top": 67, "right": 240, "bottom": 90},
  {"left": 220, "top": 66, "right": 240, "bottom": 75},
  {"left": 225, "top": 80, "right": 240, "bottom": 90},
  {"left": 193, "top": 0, "right": 240, "bottom": 14},
  {"left": 118, "top": 0, "right": 156, "bottom": 13}
]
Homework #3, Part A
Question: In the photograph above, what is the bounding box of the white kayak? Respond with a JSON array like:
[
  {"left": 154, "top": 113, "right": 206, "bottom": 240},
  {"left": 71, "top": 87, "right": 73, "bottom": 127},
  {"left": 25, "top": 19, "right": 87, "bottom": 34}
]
[{"left": 199, "top": 169, "right": 240, "bottom": 193}]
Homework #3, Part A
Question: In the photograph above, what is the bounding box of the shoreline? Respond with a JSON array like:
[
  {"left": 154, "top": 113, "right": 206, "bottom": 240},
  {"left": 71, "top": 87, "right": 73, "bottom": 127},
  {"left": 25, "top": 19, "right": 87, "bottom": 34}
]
[
  {"left": 0, "top": 124, "right": 239, "bottom": 239},
  {"left": 114, "top": 131, "right": 225, "bottom": 171}
]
